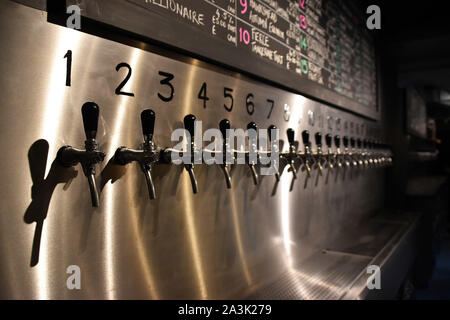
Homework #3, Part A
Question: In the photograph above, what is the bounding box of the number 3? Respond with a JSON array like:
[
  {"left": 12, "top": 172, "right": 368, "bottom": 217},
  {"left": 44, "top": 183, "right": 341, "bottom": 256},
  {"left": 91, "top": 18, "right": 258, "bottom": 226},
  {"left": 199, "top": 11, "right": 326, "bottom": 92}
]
[{"left": 158, "top": 71, "right": 175, "bottom": 102}]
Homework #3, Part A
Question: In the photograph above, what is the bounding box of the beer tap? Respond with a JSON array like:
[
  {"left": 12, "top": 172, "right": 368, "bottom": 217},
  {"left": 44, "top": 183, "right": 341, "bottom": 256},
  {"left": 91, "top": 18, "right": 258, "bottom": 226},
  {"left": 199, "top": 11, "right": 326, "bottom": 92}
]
[
  {"left": 350, "top": 137, "right": 358, "bottom": 167},
  {"left": 378, "top": 142, "right": 387, "bottom": 168},
  {"left": 247, "top": 122, "right": 259, "bottom": 185},
  {"left": 334, "top": 135, "right": 343, "bottom": 170},
  {"left": 366, "top": 140, "right": 374, "bottom": 167},
  {"left": 376, "top": 142, "right": 382, "bottom": 167},
  {"left": 283, "top": 128, "right": 298, "bottom": 180},
  {"left": 357, "top": 139, "right": 364, "bottom": 167},
  {"left": 114, "top": 109, "right": 160, "bottom": 200},
  {"left": 268, "top": 125, "right": 281, "bottom": 182},
  {"left": 373, "top": 141, "right": 382, "bottom": 168},
  {"left": 219, "top": 119, "right": 232, "bottom": 189},
  {"left": 301, "top": 130, "right": 312, "bottom": 178},
  {"left": 386, "top": 144, "right": 394, "bottom": 167},
  {"left": 184, "top": 114, "right": 199, "bottom": 194},
  {"left": 314, "top": 132, "right": 324, "bottom": 176},
  {"left": 362, "top": 140, "right": 369, "bottom": 168},
  {"left": 370, "top": 140, "right": 378, "bottom": 167},
  {"left": 342, "top": 136, "right": 352, "bottom": 169},
  {"left": 377, "top": 141, "right": 383, "bottom": 168},
  {"left": 57, "top": 102, "right": 106, "bottom": 207},
  {"left": 325, "top": 134, "right": 335, "bottom": 173}
]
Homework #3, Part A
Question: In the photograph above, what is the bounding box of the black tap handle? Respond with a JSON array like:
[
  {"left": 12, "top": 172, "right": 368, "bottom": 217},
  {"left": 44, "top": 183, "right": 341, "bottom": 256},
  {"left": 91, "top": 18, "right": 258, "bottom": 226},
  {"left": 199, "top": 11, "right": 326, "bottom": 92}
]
[
  {"left": 247, "top": 122, "right": 258, "bottom": 132},
  {"left": 363, "top": 139, "right": 368, "bottom": 149},
  {"left": 357, "top": 138, "right": 362, "bottom": 148},
  {"left": 220, "top": 119, "right": 231, "bottom": 140},
  {"left": 326, "top": 134, "right": 333, "bottom": 148},
  {"left": 343, "top": 136, "right": 349, "bottom": 148},
  {"left": 184, "top": 114, "right": 196, "bottom": 140},
  {"left": 287, "top": 128, "right": 295, "bottom": 146},
  {"left": 302, "top": 130, "right": 310, "bottom": 146},
  {"left": 81, "top": 102, "right": 99, "bottom": 140},
  {"left": 268, "top": 125, "right": 277, "bottom": 142},
  {"left": 141, "top": 109, "right": 156, "bottom": 139},
  {"left": 350, "top": 137, "right": 356, "bottom": 148},
  {"left": 334, "top": 135, "right": 341, "bottom": 148},
  {"left": 315, "top": 132, "right": 322, "bottom": 147}
]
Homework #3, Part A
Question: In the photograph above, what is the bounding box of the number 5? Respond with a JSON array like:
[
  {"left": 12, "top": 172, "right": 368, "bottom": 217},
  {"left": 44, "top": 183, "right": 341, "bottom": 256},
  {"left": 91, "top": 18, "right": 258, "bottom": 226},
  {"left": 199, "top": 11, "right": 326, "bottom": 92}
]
[{"left": 224, "top": 87, "right": 234, "bottom": 112}]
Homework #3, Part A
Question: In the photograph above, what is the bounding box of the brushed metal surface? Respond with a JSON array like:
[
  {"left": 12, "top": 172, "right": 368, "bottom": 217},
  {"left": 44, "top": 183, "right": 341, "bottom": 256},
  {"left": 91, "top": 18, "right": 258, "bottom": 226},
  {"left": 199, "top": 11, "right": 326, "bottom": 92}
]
[
  {"left": 0, "top": 1, "right": 390, "bottom": 299},
  {"left": 248, "top": 252, "right": 372, "bottom": 300},
  {"left": 342, "top": 213, "right": 420, "bottom": 300}
]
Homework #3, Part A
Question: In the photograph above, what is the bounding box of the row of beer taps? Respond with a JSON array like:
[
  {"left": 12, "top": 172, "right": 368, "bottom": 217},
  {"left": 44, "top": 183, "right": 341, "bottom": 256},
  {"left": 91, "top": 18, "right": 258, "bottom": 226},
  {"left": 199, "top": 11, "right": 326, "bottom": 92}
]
[{"left": 56, "top": 102, "right": 394, "bottom": 207}]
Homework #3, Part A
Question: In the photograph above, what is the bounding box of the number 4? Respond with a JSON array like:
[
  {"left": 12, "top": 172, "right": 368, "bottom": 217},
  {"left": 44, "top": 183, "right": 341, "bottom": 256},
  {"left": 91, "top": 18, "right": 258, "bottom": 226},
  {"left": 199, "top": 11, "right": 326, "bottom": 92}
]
[{"left": 198, "top": 82, "right": 209, "bottom": 109}]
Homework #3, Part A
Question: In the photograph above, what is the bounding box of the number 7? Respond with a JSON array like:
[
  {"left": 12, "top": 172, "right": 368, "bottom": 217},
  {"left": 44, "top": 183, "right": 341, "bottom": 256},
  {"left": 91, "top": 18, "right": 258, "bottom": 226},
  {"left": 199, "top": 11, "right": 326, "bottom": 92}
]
[{"left": 267, "top": 99, "right": 274, "bottom": 119}]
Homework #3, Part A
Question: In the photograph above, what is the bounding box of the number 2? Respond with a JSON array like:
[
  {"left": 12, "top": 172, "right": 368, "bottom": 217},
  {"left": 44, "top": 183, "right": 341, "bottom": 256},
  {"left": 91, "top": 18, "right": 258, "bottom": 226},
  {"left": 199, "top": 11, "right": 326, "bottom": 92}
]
[{"left": 115, "top": 62, "right": 135, "bottom": 96}]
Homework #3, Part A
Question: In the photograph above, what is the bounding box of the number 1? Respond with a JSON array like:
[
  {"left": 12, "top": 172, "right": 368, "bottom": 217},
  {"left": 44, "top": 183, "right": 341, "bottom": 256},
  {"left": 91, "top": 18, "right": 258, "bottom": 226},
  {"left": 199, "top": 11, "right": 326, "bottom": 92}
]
[{"left": 64, "top": 50, "right": 72, "bottom": 87}]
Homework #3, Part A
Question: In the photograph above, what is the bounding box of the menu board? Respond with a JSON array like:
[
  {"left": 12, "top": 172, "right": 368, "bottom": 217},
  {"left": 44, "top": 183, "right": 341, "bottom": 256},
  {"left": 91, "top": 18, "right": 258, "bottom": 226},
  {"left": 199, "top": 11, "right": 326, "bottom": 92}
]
[{"left": 62, "top": 0, "right": 379, "bottom": 118}]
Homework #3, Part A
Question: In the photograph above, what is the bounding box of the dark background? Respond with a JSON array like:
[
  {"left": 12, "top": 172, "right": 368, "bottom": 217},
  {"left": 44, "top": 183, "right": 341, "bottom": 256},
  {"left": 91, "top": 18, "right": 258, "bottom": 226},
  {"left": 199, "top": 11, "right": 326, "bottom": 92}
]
[{"left": 365, "top": 0, "right": 450, "bottom": 299}]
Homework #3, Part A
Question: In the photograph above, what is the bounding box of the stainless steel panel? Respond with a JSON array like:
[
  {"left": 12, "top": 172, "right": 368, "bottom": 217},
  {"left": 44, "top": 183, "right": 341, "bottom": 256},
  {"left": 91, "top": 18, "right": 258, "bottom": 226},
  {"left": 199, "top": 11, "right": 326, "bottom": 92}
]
[
  {"left": 0, "top": 1, "right": 388, "bottom": 299},
  {"left": 248, "top": 252, "right": 372, "bottom": 300},
  {"left": 342, "top": 214, "right": 420, "bottom": 300},
  {"left": 325, "top": 221, "right": 401, "bottom": 257}
]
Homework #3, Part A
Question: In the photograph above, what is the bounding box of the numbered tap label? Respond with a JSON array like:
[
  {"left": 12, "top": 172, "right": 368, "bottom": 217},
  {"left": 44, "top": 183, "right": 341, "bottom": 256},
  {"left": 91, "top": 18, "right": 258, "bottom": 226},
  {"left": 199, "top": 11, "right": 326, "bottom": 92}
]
[
  {"left": 284, "top": 104, "right": 291, "bottom": 122},
  {"left": 327, "top": 116, "right": 334, "bottom": 130},
  {"left": 239, "top": 27, "right": 250, "bottom": 45},
  {"left": 308, "top": 110, "right": 315, "bottom": 127}
]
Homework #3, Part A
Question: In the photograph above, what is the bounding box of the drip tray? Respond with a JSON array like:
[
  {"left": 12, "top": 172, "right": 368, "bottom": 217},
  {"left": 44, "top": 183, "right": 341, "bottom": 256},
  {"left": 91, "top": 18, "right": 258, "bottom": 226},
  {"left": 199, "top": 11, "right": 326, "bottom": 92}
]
[
  {"left": 325, "top": 220, "right": 406, "bottom": 258},
  {"left": 247, "top": 252, "right": 371, "bottom": 300},
  {"left": 247, "top": 215, "right": 415, "bottom": 300}
]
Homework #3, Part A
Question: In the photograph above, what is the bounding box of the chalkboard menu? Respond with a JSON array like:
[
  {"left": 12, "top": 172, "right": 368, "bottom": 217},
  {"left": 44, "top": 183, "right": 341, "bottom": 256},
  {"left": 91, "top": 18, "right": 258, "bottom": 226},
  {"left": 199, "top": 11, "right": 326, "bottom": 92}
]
[{"left": 64, "top": 0, "right": 379, "bottom": 119}]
